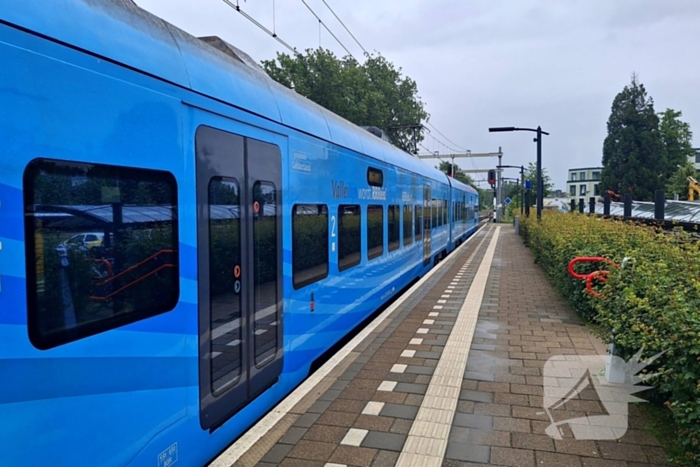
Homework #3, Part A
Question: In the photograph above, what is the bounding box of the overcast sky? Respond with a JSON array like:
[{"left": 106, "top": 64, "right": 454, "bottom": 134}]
[{"left": 137, "top": 0, "right": 700, "bottom": 190}]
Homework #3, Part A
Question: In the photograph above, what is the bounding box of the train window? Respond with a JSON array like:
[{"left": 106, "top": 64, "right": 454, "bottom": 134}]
[
  {"left": 443, "top": 199, "right": 448, "bottom": 225},
  {"left": 403, "top": 205, "right": 413, "bottom": 246},
  {"left": 415, "top": 205, "right": 423, "bottom": 241},
  {"left": 338, "top": 205, "right": 361, "bottom": 271},
  {"left": 388, "top": 205, "right": 400, "bottom": 252},
  {"left": 253, "top": 181, "right": 279, "bottom": 366},
  {"left": 292, "top": 204, "right": 329, "bottom": 289},
  {"left": 23, "top": 158, "right": 179, "bottom": 350},
  {"left": 431, "top": 198, "right": 437, "bottom": 229},
  {"left": 367, "top": 167, "right": 383, "bottom": 187},
  {"left": 208, "top": 177, "right": 242, "bottom": 393},
  {"left": 367, "top": 205, "right": 384, "bottom": 260}
]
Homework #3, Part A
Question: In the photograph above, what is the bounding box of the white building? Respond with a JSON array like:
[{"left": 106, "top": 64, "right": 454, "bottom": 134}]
[
  {"left": 688, "top": 148, "right": 700, "bottom": 170},
  {"left": 566, "top": 167, "right": 602, "bottom": 204}
]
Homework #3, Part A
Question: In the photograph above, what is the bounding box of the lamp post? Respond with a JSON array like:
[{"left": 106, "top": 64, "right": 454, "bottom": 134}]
[{"left": 489, "top": 126, "right": 550, "bottom": 221}]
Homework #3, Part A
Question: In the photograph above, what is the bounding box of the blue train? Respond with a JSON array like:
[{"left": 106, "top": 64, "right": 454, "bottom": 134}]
[{"left": 0, "top": 1, "right": 479, "bottom": 465}]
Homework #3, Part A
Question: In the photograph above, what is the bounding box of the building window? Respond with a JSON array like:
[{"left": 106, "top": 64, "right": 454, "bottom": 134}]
[
  {"left": 388, "top": 205, "right": 400, "bottom": 252},
  {"left": 570, "top": 185, "right": 577, "bottom": 196},
  {"left": 695, "top": 154, "right": 700, "bottom": 164},
  {"left": 579, "top": 171, "right": 586, "bottom": 181},
  {"left": 580, "top": 185, "right": 586, "bottom": 196},
  {"left": 338, "top": 205, "right": 361, "bottom": 271},
  {"left": 594, "top": 184, "right": 600, "bottom": 196},
  {"left": 592, "top": 171, "right": 601, "bottom": 180},
  {"left": 403, "top": 205, "right": 412, "bottom": 246},
  {"left": 292, "top": 204, "right": 329, "bottom": 288},
  {"left": 571, "top": 173, "right": 577, "bottom": 181},
  {"left": 367, "top": 205, "right": 384, "bottom": 260},
  {"left": 24, "top": 158, "right": 179, "bottom": 350}
]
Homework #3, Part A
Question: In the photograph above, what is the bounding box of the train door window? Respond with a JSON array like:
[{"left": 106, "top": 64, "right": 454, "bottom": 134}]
[
  {"left": 292, "top": 204, "right": 329, "bottom": 288},
  {"left": 462, "top": 195, "right": 467, "bottom": 223},
  {"left": 431, "top": 198, "right": 437, "bottom": 229},
  {"left": 452, "top": 201, "right": 456, "bottom": 222},
  {"left": 208, "top": 177, "right": 242, "bottom": 393},
  {"left": 388, "top": 205, "right": 400, "bottom": 252},
  {"left": 338, "top": 205, "right": 361, "bottom": 271},
  {"left": 367, "top": 205, "right": 384, "bottom": 260},
  {"left": 415, "top": 205, "right": 422, "bottom": 241},
  {"left": 437, "top": 199, "right": 442, "bottom": 227},
  {"left": 23, "top": 158, "right": 179, "bottom": 350},
  {"left": 253, "top": 181, "right": 279, "bottom": 366},
  {"left": 403, "top": 205, "right": 413, "bottom": 246}
]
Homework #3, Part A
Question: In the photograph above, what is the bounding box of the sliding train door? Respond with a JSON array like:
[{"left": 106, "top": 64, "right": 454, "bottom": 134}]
[
  {"left": 195, "top": 124, "right": 283, "bottom": 430},
  {"left": 423, "top": 184, "right": 431, "bottom": 266}
]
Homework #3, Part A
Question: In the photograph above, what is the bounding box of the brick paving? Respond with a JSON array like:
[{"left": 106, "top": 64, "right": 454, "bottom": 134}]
[{"left": 231, "top": 225, "right": 667, "bottom": 467}]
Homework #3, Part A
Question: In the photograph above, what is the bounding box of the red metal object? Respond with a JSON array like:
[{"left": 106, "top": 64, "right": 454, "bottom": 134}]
[{"left": 568, "top": 257, "right": 618, "bottom": 297}]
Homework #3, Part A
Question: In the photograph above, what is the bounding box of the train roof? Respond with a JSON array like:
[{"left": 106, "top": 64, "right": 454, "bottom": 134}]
[{"left": 2, "top": 0, "right": 452, "bottom": 184}]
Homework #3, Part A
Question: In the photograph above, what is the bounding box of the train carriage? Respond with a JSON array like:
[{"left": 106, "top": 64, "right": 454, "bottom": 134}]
[{"left": 0, "top": 1, "right": 479, "bottom": 465}]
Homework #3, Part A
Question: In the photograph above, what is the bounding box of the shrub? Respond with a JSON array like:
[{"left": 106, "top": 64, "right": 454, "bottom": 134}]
[{"left": 522, "top": 212, "right": 700, "bottom": 465}]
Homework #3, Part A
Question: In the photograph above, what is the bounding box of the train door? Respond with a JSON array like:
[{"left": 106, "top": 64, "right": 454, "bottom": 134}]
[
  {"left": 423, "top": 184, "right": 431, "bottom": 266},
  {"left": 194, "top": 124, "right": 284, "bottom": 430}
]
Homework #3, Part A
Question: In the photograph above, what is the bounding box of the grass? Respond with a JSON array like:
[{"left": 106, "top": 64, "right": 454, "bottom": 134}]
[{"left": 638, "top": 402, "right": 689, "bottom": 466}]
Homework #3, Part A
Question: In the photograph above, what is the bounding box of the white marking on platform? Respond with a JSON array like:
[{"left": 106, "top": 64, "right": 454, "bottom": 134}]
[
  {"left": 440, "top": 295, "right": 450, "bottom": 298},
  {"left": 391, "top": 364, "right": 407, "bottom": 373},
  {"left": 396, "top": 227, "right": 500, "bottom": 467},
  {"left": 410, "top": 338, "right": 423, "bottom": 345},
  {"left": 324, "top": 464, "right": 347, "bottom": 467},
  {"left": 362, "top": 401, "right": 385, "bottom": 415},
  {"left": 378, "top": 381, "right": 397, "bottom": 391},
  {"left": 428, "top": 312, "right": 439, "bottom": 317},
  {"left": 341, "top": 428, "right": 368, "bottom": 447},
  {"left": 437, "top": 299, "right": 446, "bottom": 304},
  {"left": 423, "top": 319, "right": 435, "bottom": 325},
  {"left": 207, "top": 225, "right": 488, "bottom": 467},
  {"left": 401, "top": 350, "right": 416, "bottom": 358},
  {"left": 416, "top": 328, "right": 429, "bottom": 334}
]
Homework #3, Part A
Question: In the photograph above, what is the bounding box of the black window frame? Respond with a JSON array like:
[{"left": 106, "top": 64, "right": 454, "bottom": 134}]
[
  {"left": 292, "top": 203, "right": 329, "bottom": 289},
  {"left": 367, "top": 167, "right": 383, "bottom": 187},
  {"left": 338, "top": 204, "right": 362, "bottom": 272},
  {"left": 23, "top": 158, "right": 179, "bottom": 350},
  {"left": 388, "top": 204, "right": 400, "bottom": 252},
  {"left": 414, "top": 205, "right": 423, "bottom": 241}
]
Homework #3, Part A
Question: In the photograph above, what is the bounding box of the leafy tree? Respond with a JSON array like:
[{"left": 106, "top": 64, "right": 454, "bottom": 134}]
[
  {"left": 261, "top": 48, "right": 429, "bottom": 152},
  {"left": 659, "top": 108, "right": 695, "bottom": 175},
  {"left": 601, "top": 75, "right": 665, "bottom": 201},
  {"left": 524, "top": 162, "right": 553, "bottom": 201},
  {"left": 666, "top": 161, "right": 698, "bottom": 200},
  {"left": 438, "top": 161, "right": 474, "bottom": 187}
]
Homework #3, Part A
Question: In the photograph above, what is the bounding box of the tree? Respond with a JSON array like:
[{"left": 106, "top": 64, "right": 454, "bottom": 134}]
[
  {"left": 438, "top": 161, "right": 474, "bottom": 187},
  {"left": 261, "top": 48, "right": 429, "bottom": 153},
  {"left": 658, "top": 108, "right": 695, "bottom": 175},
  {"left": 601, "top": 74, "right": 665, "bottom": 201},
  {"left": 524, "top": 162, "right": 553, "bottom": 201},
  {"left": 666, "top": 161, "right": 697, "bottom": 200}
]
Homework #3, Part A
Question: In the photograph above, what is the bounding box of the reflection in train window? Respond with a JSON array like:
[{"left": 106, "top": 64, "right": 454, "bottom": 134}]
[
  {"left": 292, "top": 204, "right": 328, "bottom": 288},
  {"left": 388, "top": 205, "right": 400, "bottom": 252},
  {"left": 367, "top": 205, "right": 384, "bottom": 260},
  {"left": 338, "top": 205, "right": 361, "bottom": 271},
  {"left": 403, "top": 205, "right": 413, "bottom": 246},
  {"left": 253, "top": 181, "right": 279, "bottom": 366},
  {"left": 23, "top": 158, "right": 179, "bottom": 350},
  {"left": 415, "top": 205, "right": 422, "bottom": 241},
  {"left": 208, "top": 177, "right": 242, "bottom": 394}
]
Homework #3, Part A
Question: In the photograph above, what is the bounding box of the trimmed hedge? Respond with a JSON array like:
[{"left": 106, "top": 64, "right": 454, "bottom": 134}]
[{"left": 522, "top": 212, "right": 700, "bottom": 465}]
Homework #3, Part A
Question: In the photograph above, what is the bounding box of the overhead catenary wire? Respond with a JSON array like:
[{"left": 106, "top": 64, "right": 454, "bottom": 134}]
[
  {"left": 222, "top": 0, "right": 299, "bottom": 55},
  {"left": 426, "top": 121, "right": 468, "bottom": 152},
  {"left": 299, "top": 0, "right": 357, "bottom": 60},
  {"left": 320, "top": 0, "right": 368, "bottom": 55}
]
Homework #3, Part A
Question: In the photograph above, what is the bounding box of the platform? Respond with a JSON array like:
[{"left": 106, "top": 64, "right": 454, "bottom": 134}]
[{"left": 211, "top": 225, "right": 668, "bottom": 467}]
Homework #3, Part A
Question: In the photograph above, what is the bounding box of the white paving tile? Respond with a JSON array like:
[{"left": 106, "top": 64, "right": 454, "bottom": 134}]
[
  {"left": 362, "top": 401, "right": 385, "bottom": 415},
  {"left": 416, "top": 328, "right": 429, "bottom": 334},
  {"left": 378, "top": 380, "right": 397, "bottom": 391},
  {"left": 428, "top": 312, "right": 439, "bottom": 317},
  {"left": 423, "top": 319, "right": 435, "bottom": 325},
  {"left": 391, "top": 364, "right": 407, "bottom": 373},
  {"left": 324, "top": 464, "right": 347, "bottom": 467},
  {"left": 433, "top": 305, "right": 443, "bottom": 310},
  {"left": 401, "top": 349, "right": 416, "bottom": 358},
  {"left": 437, "top": 299, "right": 446, "bottom": 304},
  {"left": 409, "top": 338, "right": 423, "bottom": 345},
  {"left": 340, "top": 428, "right": 368, "bottom": 447}
]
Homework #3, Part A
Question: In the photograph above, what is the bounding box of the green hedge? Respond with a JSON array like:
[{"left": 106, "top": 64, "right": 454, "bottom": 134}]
[{"left": 522, "top": 212, "right": 700, "bottom": 465}]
